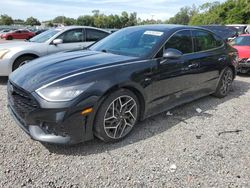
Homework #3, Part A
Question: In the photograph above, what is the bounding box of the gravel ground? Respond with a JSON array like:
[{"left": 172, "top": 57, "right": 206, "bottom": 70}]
[{"left": 0, "top": 75, "right": 250, "bottom": 188}]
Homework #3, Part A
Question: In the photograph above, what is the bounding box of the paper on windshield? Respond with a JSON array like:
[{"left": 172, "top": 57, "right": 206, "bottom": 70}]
[{"left": 144, "top": 31, "right": 163, "bottom": 36}]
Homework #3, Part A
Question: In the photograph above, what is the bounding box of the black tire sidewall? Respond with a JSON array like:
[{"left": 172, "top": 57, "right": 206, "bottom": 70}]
[
  {"left": 7, "top": 36, "right": 13, "bottom": 40},
  {"left": 13, "top": 56, "right": 35, "bottom": 71},
  {"left": 214, "top": 67, "right": 233, "bottom": 98},
  {"left": 94, "top": 89, "right": 140, "bottom": 142}
]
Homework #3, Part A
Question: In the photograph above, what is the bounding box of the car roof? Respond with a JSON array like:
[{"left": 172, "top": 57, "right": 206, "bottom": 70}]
[
  {"left": 126, "top": 24, "right": 214, "bottom": 32},
  {"left": 56, "top": 26, "right": 110, "bottom": 33}
]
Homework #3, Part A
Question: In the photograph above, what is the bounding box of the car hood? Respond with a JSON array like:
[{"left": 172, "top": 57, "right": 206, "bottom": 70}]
[
  {"left": 9, "top": 50, "right": 138, "bottom": 92},
  {"left": 233, "top": 45, "right": 250, "bottom": 58},
  {"left": 0, "top": 41, "right": 43, "bottom": 50}
]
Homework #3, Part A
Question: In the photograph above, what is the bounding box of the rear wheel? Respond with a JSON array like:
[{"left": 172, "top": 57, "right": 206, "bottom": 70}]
[
  {"left": 13, "top": 55, "right": 36, "bottom": 71},
  {"left": 94, "top": 89, "right": 140, "bottom": 142},
  {"left": 213, "top": 67, "right": 233, "bottom": 98}
]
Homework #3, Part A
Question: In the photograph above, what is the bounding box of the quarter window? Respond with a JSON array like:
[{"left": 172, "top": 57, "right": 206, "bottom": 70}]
[
  {"left": 57, "top": 29, "right": 84, "bottom": 43},
  {"left": 192, "top": 30, "right": 223, "bottom": 52},
  {"left": 165, "top": 30, "right": 193, "bottom": 54},
  {"left": 86, "top": 29, "right": 108, "bottom": 42}
]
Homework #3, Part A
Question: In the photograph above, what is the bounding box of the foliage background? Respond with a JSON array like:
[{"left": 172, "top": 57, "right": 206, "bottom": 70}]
[{"left": 0, "top": 0, "right": 249, "bottom": 28}]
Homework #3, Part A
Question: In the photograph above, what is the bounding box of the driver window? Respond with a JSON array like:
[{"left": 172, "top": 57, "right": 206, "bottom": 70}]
[
  {"left": 165, "top": 30, "right": 193, "bottom": 54},
  {"left": 57, "top": 29, "right": 84, "bottom": 43}
]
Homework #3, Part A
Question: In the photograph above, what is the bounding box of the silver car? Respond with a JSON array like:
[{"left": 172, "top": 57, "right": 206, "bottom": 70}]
[{"left": 0, "top": 26, "right": 109, "bottom": 76}]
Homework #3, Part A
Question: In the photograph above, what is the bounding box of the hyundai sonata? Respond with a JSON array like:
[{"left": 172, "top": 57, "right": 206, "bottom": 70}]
[{"left": 8, "top": 25, "right": 238, "bottom": 144}]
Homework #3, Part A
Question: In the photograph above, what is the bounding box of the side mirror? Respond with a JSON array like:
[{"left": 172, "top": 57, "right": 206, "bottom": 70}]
[
  {"left": 163, "top": 48, "right": 183, "bottom": 59},
  {"left": 52, "top": 39, "right": 63, "bottom": 45}
]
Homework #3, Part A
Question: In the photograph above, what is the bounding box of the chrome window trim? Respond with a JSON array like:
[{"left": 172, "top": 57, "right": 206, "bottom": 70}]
[{"left": 153, "top": 28, "right": 225, "bottom": 58}]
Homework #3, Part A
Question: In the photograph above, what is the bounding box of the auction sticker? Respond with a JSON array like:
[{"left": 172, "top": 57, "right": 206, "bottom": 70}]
[{"left": 144, "top": 31, "right": 163, "bottom": 36}]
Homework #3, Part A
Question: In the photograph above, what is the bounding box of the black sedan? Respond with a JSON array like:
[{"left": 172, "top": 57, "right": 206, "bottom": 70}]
[{"left": 8, "top": 25, "right": 238, "bottom": 144}]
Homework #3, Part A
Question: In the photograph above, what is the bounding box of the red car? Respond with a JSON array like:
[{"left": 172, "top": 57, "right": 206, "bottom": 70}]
[
  {"left": 231, "top": 34, "right": 250, "bottom": 74},
  {"left": 1, "top": 29, "right": 35, "bottom": 40}
]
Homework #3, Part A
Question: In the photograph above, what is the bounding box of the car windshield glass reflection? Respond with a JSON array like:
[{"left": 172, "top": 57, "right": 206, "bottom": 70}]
[
  {"left": 29, "top": 29, "right": 60, "bottom": 43},
  {"left": 90, "top": 28, "right": 164, "bottom": 57},
  {"left": 232, "top": 36, "right": 250, "bottom": 46}
]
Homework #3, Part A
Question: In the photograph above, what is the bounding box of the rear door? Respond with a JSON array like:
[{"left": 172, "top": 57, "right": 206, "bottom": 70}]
[
  {"left": 85, "top": 28, "right": 109, "bottom": 46},
  {"left": 13, "top": 30, "right": 21, "bottom": 39},
  {"left": 47, "top": 28, "right": 85, "bottom": 54},
  {"left": 21, "top": 30, "right": 29, "bottom": 39},
  {"left": 191, "top": 29, "right": 226, "bottom": 92},
  {"left": 148, "top": 30, "right": 202, "bottom": 115}
]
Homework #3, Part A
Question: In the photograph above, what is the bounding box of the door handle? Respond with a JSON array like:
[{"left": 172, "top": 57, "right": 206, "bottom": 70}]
[{"left": 188, "top": 63, "right": 199, "bottom": 69}]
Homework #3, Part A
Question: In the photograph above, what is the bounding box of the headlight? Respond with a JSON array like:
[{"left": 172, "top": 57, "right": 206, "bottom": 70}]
[
  {"left": 36, "top": 83, "right": 94, "bottom": 102},
  {"left": 0, "top": 49, "right": 10, "bottom": 59}
]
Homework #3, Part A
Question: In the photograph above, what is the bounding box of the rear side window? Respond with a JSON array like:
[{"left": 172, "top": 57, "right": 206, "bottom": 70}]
[
  {"left": 86, "top": 29, "right": 108, "bottom": 42},
  {"left": 192, "top": 30, "right": 224, "bottom": 52},
  {"left": 165, "top": 30, "right": 193, "bottom": 54}
]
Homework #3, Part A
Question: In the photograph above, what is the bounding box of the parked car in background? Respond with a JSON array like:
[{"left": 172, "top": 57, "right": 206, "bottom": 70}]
[
  {"left": 34, "top": 29, "right": 48, "bottom": 36},
  {"left": 231, "top": 34, "right": 250, "bottom": 74},
  {"left": 227, "top": 24, "right": 250, "bottom": 34},
  {"left": 0, "top": 29, "right": 13, "bottom": 38},
  {"left": 8, "top": 25, "right": 238, "bottom": 144},
  {"left": 1, "top": 29, "right": 35, "bottom": 40},
  {"left": 200, "top": 25, "right": 238, "bottom": 41},
  {"left": 0, "top": 26, "right": 110, "bottom": 76}
]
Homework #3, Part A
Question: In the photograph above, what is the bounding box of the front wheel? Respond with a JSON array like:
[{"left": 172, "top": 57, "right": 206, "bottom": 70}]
[
  {"left": 13, "top": 55, "right": 36, "bottom": 71},
  {"left": 213, "top": 67, "right": 234, "bottom": 98},
  {"left": 94, "top": 89, "right": 140, "bottom": 142}
]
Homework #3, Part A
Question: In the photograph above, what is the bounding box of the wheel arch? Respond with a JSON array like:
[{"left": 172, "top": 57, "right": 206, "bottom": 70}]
[
  {"left": 96, "top": 84, "right": 146, "bottom": 121},
  {"left": 228, "top": 64, "right": 236, "bottom": 79},
  {"left": 12, "top": 53, "right": 39, "bottom": 71}
]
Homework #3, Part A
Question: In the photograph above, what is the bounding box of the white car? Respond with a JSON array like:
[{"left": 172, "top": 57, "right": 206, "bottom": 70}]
[{"left": 0, "top": 26, "right": 109, "bottom": 76}]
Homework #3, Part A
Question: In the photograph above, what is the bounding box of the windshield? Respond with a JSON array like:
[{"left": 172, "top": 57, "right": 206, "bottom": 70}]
[
  {"left": 232, "top": 36, "right": 250, "bottom": 46},
  {"left": 29, "top": 29, "right": 60, "bottom": 43},
  {"left": 90, "top": 27, "right": 165, "bottom": 57}
]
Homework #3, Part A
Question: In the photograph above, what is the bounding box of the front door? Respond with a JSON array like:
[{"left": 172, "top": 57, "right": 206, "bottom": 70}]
[
  {"left": 146, "top": 30, "right": 201, "bottom": 116},
  {"left": 47, "top": 28, "right": 86, "bottom": 55}
]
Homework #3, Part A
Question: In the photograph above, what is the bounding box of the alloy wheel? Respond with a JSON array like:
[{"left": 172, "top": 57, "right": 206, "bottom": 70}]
[
  {"left": 103, "top": 95, "right": 138, "bottom": 139},
  {"left": 19, "top": 60, "right": 30, "bottom": 67},
  {"left": 220, "top": 69, "right": 233, "bottom": 95}
]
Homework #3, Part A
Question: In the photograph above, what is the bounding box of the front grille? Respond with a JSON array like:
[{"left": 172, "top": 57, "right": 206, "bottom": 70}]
[
  {"left": 239, "top": 58, "right": 250, "bottom": 64},
  {"left": 8, "top": 82, "right": 39, "bottom": 120}
]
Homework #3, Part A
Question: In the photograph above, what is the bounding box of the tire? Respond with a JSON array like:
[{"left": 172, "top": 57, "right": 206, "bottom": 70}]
[
  {"left": 94, "top": 89, "right": 140, "bottom": 142},
  {"left": 6, "top": 36, "right": 13, "bottom": 40},
  {"left": 213, "top": 67, "right": 234, "bottom": 98},
  {"left": 13, "top": 55, "right": 36, "bottom": 71}
]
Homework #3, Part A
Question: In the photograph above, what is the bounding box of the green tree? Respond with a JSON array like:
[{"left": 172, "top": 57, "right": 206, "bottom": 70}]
[
  {"left": 0, "top": 14, "right": 14, "bottom": 25},
  {"left": 77, "top": 15, "right": 94, "bottom": 26},
  {"left": 46, "top": 21, "right": 54, "bottom": 27},
  {"left": 120, "top": 11, "right": 129, "bottom": 27},
  {"left": 189, "top": 0, "right": 250, "bottom": 25},
  {"left": 166, "top": 6, "right": 198, "bottom": 25},
  {"left": 64, "top": 17, "right": 76, "bottom": 25},
  {"left": 25, "top": 17, "right": 41, "bottom": 26},
  {"left": 53, "top": 16, "right": 66, "bottom": 24}
]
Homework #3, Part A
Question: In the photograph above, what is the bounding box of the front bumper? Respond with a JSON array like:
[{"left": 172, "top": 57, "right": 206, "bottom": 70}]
[
  {"left": 0, "top": 58, "right": 12, "bottom": 76},
  {"left": 7, "top": 82, "right": 97, "bottom": 144},
  {"left": 238, "top": 60, "right": 250, "bottom": 73}
]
